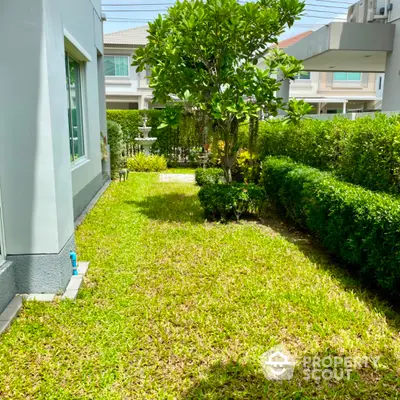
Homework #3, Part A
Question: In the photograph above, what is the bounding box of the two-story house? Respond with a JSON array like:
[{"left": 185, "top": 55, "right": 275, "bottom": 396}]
[
  {"left": 263, "top": 31, "right": 383, "bottom": 114},
  {"left": 104, "top": 27, "right": 383, "bottom": 113},
  {"left": 104, "top": 26, "right": 163, "bottom": 110}
]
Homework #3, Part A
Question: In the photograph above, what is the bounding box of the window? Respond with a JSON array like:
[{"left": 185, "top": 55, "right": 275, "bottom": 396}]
[
  {"left": 66, "top": 53, "right": 85, "bottom": 161},
  {"left": 104, "top": 56, "right": 129, "bottom": 77},
  {"left": 378, "top": 76, "right": 383, "bottom": 90},
  {"left": 295, "top": 71, "right": 311, "bottom": 80},
  {"left": 333, "top": 72, "right": 362, "bottom": 81}
]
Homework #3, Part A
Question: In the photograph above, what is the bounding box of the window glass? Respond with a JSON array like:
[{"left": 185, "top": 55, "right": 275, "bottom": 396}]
[
  {"left": 294, "top": 71, "right": 311, "bottom": 80},
  {"left": 347, "top": 72, "right": 361, "bottom": 80},
  {"left": 333, "top": 72, "right": 362, "bottom": 81},
  {"left": 66, "top": 54, "right": 85, "bottom": 161},
  {"left": 104, "top": 56, "right": 129, "bottom": 76}
]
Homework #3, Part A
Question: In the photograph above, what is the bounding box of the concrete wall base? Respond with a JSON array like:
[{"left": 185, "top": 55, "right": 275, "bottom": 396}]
[
  {"left": 8, "top": 235, "right": 75, "bottom": 294},
  {"left": 0, "top": 262, "right": 17, "bottom": 315}
]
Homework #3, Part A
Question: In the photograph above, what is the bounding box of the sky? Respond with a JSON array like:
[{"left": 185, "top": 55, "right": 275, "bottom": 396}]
[
  {"left": 102, "top": 0, "right": 354, "bottom": 40},
  {"left": 102, "top": 0, "right": 351, "bottom": 40}
]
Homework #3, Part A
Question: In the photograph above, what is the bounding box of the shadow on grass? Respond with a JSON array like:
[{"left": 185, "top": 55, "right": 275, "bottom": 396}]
[
  {"left": 182, "top": 361, "right": 269, "bottom": 400},
  {"left": 257, "top": 206, "right": 400, "bottom": 329},
  {"left": 182, "top": 356, "right": 400, "bottom": 399},
  {"left": 125, "top": 193, "right": 204, "bottom": 223}
]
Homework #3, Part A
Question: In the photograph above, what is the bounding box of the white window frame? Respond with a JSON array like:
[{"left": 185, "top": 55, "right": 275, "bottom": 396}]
[
  {"left": 104, "top": 55, "right": 130, "bottom": 77},
  {"left": 0, "top": 182, "right": 6, "bottom": 264},
  {"left": 66, "top": 53, "right": 87, "bottom": 164}
]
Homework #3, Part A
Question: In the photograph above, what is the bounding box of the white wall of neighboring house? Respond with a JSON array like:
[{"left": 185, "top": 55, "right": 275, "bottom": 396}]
[
  {"left": 290, "top": 71, "right": 320, "bottom": 98},
  {"left": 283, "top": 71, "right": 381, "bottom": 114},
  {"left": 0, "top": 0, "right": 107, "bottom": 313}
]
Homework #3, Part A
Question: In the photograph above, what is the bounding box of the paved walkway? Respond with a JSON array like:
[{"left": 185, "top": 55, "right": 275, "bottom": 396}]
[{"left": 159, "top": 173, "right": 195, "bottom": 183}]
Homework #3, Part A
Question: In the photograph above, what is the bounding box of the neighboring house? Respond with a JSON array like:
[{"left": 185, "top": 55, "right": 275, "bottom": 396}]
[
  {"left": 291, "top": 70, "right": 383, "bottom": 114},
  {"left": 282, "top": 1, "right": 399, "bottom": 112},
  {"left": 264, "top": 31, "right": 383, "bottom": 114},
  {"left": 104, "top": 26, "right": 162, "bottom": 110},
  {"left": 0, "top": 0, "right": 108, "bottom": 313}
]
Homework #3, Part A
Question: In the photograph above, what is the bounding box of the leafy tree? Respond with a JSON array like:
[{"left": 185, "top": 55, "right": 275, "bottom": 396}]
[
  {"left": 283, "top": 98, "right": 314, "bottom": 125},
  {"left": 133, "top": 0, "right": 305, "bottom": 182}
]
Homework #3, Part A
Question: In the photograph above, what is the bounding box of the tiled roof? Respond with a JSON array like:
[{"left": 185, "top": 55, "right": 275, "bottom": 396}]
[
  {"left": 104, "top": 26, "right": 148, "bottom": 46},
  {"left": 276, "top": 30, "right": 313, "bottom": 49}
]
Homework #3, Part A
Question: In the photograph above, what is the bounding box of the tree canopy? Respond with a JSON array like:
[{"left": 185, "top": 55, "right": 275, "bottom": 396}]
[{"left": 133, "top": 0, "right": 306, "bottom": 181}]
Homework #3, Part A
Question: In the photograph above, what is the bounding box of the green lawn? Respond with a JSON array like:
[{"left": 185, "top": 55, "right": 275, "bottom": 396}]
[
  {"left": 0, "top": 172, "right": 399, "bottom": 399},
  {"left": 164, "top": 167, "right": 197, "bottom": 174}
]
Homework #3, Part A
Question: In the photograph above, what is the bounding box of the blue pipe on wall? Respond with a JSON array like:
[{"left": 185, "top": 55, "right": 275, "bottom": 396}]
[{"left": 70, "top": 251, "right": 78, "bottom": 276}]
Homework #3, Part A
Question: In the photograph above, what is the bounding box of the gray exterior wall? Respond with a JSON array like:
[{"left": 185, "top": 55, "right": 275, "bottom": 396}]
[
  {"left": 0, "top": 0, "right": 106, "bottom": 313},
  {"left": 73, "top": 173, "right": 104, "bottom": 220},
  {"left": 382, "top": 8, "right": 400, "bottom": 110}
]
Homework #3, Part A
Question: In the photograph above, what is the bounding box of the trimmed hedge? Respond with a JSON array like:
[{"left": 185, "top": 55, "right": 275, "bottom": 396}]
[
  {"left": 195, "top": 168, "right": 224, "bottom": 186},
  {"left": 259, "top": 114, "right": 400, "bottom": 194},
  {"left": 198, "top": 183, "right": 265, "bottom": 221},
  {"left": 261, "top": 156, "right": 400, "bottom": 297}
]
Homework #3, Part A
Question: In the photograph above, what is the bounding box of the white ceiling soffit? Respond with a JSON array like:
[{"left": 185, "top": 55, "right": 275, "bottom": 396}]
[{"left": 285, "top": 22, "right": 395, "bottom": 73}]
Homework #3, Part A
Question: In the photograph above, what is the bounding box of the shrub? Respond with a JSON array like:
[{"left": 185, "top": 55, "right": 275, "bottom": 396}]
[
  {"left": 236, "top": 150, "right": 261, "bottom": 183},
  {"left": 258, "top": 114, "right": 400, "bottom": 194},
  {"left": 195, "top": 168, "right": 224, "bottom": 186},
  {"left": 261, "top": 156, "right": 400, "bottom": 297},
  {"left": 338, "top": 114, "right": 400, "bottom": 193},
  {"left": 107, "top": 120, "right": 123, "bottom": 179},
  {"left": 198, "top": 183, "right": 265, "bottom": 221},
  {"left": 258, "top": 118, "right": 346, "bottom": 170},
  {"left": 127, "top": 153, "right": 167, "bottom": 172}
]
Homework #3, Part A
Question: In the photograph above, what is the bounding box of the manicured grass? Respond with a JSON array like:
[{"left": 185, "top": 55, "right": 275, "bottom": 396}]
[{"left": 0, "top": 172, "right": 399, "bottom": 399}]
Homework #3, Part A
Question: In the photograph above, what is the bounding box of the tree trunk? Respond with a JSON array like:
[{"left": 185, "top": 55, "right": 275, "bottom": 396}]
[
  {"left": 219, "top": 116, "right": 239, "bottom": 184},
  {"left": 223, "top": 164, "right": 232, "bottom": 183},
  {"left": 249, "top": 116, "right": 259, "bottom": 157}
]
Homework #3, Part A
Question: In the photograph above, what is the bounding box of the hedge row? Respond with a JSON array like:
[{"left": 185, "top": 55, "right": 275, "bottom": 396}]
[
  {"left": 259, "top": 114, "right": 400, "bottom": 194},
  {"left": 107, "top": 120, "right": 123, "bottom": 179},
  {"left": 106, "top": 110, "right": 204, "bottom": 163},
  {"left": 261, "top": 156, "right": 400, "bottom": 297}
]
